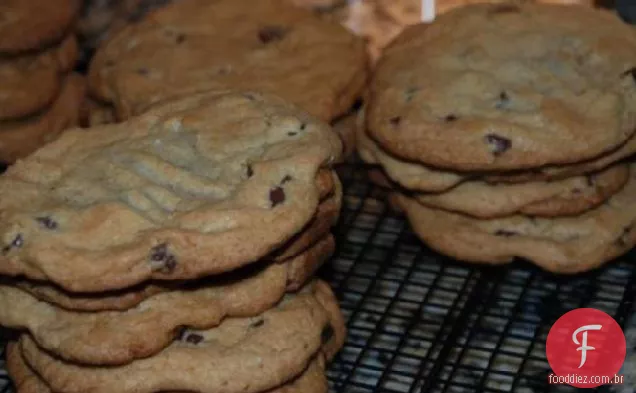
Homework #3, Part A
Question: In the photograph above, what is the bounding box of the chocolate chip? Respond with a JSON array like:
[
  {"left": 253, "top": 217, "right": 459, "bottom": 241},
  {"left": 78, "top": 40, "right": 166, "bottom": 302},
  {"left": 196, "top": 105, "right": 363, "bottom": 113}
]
[
  {"left": 621, "top": 67, "right": 636, "bottom": 82},
  {"left": 496, "top": 91, "right": 510, "bottom": 109},
  {"left": 10, "top": 234, "right": 23, "bottom": 248},
  {"left": 137, "top": 67, "right": 150, "bottom": 75},
  {"left": 243, "top": 93, "right": 257, "bottom": 101},
  {"left": 444, "top": 114, "right": 458, "bottom": 122},
  {"left": 490, "top": 4, "right": 520, "bottom": 13},
  {"left": 321, "top": 324, "right": 335, "bottom": 344},
  {"left": 281, "top": 175, "right": 292, "bottom": 184},
  {"left": 246, "top": 164, "right": 254, "bottom": 178},
  {"left": 269, "top": 187, "right": 285, "bottom": 207},
  {"left": 586, "top": 175, "right": 595, "bottom": 187},
  {"left": 494, "top": 229, "right": 517, "bottom": 237},
  {"left": 105, "top": 60, "right": 115, "bottom": 67},
  {"left": 175, "top": 34, "right": 186, "bottom": 44},
  {"left": 616, "top": 226, "right": 632, "bottom": 248},
  {"left": 389, "top": 116, "right": 401, "bottom": 126},
  {"left": 287, "top": 131, "right": 298, "bottom": 136},
  {"left": 300, "top": 123, "right": 307, "bottom": 131},
  {"left": 35, "top": 217, "right": 58, "bottom": 230},
  {"left": 351, "top": 98, "right": 364, "bottom": 111},
  {"left": 3, "top": 234, "right": 23, "bottom": 254},
  {"left": 185, "top": 333, "right": 204, "bottom": 344},
  {"left": 149, "top": 243, "right": 177, "bottom": 274},
  {"left": 250, "top": 319, "right": 265, "bottom": 328},
  {"left": 258, "top": 26, "right": 287, "bottom": 44},
  {"left": 484, "top": 134, "right": 512, "bottom": 156}
]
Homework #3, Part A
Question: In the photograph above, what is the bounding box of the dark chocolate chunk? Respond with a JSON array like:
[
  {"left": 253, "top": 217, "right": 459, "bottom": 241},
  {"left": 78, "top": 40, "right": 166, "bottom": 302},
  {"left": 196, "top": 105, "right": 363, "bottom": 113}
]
[
  {"left": 351, "top": 98, "right": 364, "bottom": 111},
  {"left": 2, "top": 234, "right": 23, "bottom": 254},
  {"left": 621, "top": 67, "right": 636, "bottom": 82},
  {"left": 287, "top": 131, "right": 298, "bottom": 136},
  {"left": 496, "top": 91, "right": 510, "bottom": 109},
  {"left": 321, "top": 324, "right": 335, "bottom": 344},
  {"left": 484, "top": 134, "right": 512, "bottom": 156},
  {"left": 149, "top": 243, "right": 177, "bottom": 274},
  {"left": 269, "top": 187, "right": 285, "bottom": 207},
  {"left": 490, "top": 4, "right": 520, "bottom": 14},
  {"left": 300, "top": 123, "right": 307, "bottom": 131},
  {"left": 281, "top": 175, "right": 292, "bottom": 184},
  {"left": 444, "top": 114, "right": 458, "bottom": 122},
  {"left": 258, "top": 26, "right": 287, "bottom": 44},
  {"left": 185, "top": 333, "right": 204, "bottom": 344},
  {"left": 36, "top": 217, "right": 58, "bottom": 230},
  {"left": 494, "top": 229, "right": 517, "bottom": 237},
  {"left": 250, "top": 319, "right": 265, "bottom": 328},
  {"left": 616, "top": 226, "right": 632, "bottom": 247},
  {"left": 389, "top": 116, "right": 402, "bottom": 126},
  {"left": 175, "top": 34, "right": 186, "bottom": 44},
  {"left": 246, "top": 164, "right": 254, "bottom": 178}
]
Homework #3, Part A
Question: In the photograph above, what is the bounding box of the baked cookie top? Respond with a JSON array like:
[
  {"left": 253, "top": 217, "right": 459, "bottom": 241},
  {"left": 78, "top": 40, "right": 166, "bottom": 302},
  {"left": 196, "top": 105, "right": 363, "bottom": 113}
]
[
  {"left": 88, "top": 0, "right": 368, "bottom": 122},
  {"left": 0, "top": 0, "right": 80, "bottom": 53},
  {"left": 0, "top": 90, "right": 341, "bottom": 292},
  {"left": 367, "top": 3, "right": 636, "bottom": 171}
]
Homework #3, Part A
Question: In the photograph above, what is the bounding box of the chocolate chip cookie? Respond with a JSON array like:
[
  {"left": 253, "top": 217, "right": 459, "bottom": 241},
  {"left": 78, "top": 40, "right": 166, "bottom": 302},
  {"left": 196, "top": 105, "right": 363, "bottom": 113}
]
[
  {"left": 0, "top": 235, "right": 335, "bottom": 365},
  {"left": 413, "top": 164, "right": 629, "bottom": 218},
  {"left": 0, "top": 90, "right": 341, "bottom": 292},
  {"left": 6, "top": 340, "right": 330, "bottom": 393},
  {"left": 88, "top": 0, "right": 368, "bottom": 122},
  {"left": 0, "top": 73, "right": 86, "bottom": 163},
  {"left": 393, "top": 162, "right": 636, "bottom": 273},
  {"left": 367, "top": 3, "right": 636, "bottom": 171},
  {"left": 0, "top": 0, "right": 80, "bottom": 54},
  {"left": 0, "top": 35, "right": 79, "bottom": 122},
  {"left": 20, "top": 280, "right": 345, "bottom": 393}
]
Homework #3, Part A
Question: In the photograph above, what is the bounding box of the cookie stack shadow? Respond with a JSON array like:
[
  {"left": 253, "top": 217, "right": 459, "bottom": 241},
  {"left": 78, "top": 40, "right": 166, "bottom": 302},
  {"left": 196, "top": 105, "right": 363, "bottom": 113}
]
[
  {"left": 359, "top": 2, "right": 636, "bottom": 274},
  {"left": 0, "top": 0, "right": 86, "bottom": 164},
  {"left": 0, "top": 90, "right": 346, "bottom": 393}
]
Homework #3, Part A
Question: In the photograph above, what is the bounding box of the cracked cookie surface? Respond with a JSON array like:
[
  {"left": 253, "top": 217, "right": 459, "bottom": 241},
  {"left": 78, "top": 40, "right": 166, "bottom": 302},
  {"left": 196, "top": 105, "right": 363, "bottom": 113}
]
[
  {"left": 0, "top": 90, "right": 341, "bottom": 292},
  {"left": 367, "top": 3, "right": 636, "bottom": 171}
]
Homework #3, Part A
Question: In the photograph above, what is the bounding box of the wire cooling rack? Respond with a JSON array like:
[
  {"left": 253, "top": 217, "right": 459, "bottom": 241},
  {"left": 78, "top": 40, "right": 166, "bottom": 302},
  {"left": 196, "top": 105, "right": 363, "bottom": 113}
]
[
  {"left": 322, "top": 162, "right": 636, "bottom": 393},
  {"left": 0, "top": 161, "right": 634, "bottom": 393}
]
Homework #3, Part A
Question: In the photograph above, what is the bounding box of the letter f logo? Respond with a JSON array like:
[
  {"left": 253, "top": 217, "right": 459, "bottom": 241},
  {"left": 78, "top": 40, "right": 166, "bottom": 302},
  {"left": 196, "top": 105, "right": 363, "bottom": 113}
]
[{"left": 572, "top": 325, "right": 602, "bottom": 368}]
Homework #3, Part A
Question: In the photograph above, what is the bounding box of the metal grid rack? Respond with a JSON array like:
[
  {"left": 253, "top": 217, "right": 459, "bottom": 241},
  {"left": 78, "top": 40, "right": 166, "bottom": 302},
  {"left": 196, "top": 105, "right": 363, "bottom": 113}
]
[
  {"left": 322, "top": 162, "right": 636, "bottom": 393},
  {"left": 0, "top": 162, "right": 634, "bottom": 393}
]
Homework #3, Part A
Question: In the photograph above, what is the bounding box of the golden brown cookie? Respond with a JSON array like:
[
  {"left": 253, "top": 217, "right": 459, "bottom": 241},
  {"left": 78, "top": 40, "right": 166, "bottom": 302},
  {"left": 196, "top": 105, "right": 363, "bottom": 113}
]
[
  {"left": 0, "top": 90, "right": 341, "bottom": 292},
  {"left": 88, "top": 0, "right": 368, "bottom": 122},
  {"left": 0, "top": 73, "right": 86, "bottom": 163},
  {"left": 393, "top": 162, "right": 636, "bottom": 273},
  {"left": 20, "top": 280, "right": 345, "bottom": 393},
  {"left": 367, "top": 3, "right": 636, "bottom": 171},
  {"left": 0, "top": 35, "right": 79, "bottom": 122},
  {"left": 0, "top": 0, "right": 81, "bottom": 54},
  {"left": 6, "top": 340, "right": 330, "bottom": 393}
]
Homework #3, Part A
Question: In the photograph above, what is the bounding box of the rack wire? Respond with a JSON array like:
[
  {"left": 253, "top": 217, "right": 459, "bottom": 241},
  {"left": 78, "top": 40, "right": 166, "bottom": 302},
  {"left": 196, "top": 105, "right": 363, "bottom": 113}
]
[
  {"left": 322, "top": 162, "right": 636, "bottom": 393},
  {"left": 0, "top": 161, "right": 634, "bottom": 393}
]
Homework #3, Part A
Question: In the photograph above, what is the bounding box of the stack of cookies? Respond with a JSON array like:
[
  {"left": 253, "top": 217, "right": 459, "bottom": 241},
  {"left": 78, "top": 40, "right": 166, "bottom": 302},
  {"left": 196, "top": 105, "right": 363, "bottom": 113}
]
[
  {"left": 359, "top": 2, "right": 636, "bottom": 273},
  {"left": 0, "top": 0, "right": 85, "bottom": 164},
  {"left": 0, "top": 90, "right": 346, "bottom": 393},
  {"left": 83, "top": 0, "right": 368, "bottom": 158}
]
